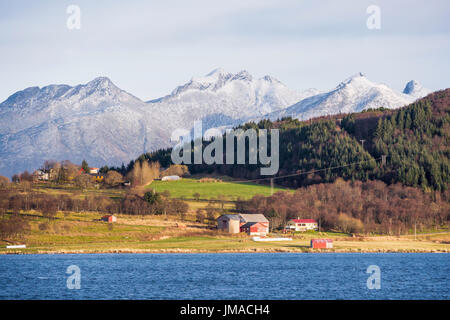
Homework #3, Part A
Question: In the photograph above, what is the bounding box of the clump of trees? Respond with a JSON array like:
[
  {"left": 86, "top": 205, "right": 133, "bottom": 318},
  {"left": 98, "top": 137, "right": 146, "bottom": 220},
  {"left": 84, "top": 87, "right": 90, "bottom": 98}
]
[
  {"left": 74, "top": 173, "right": 95, "bottom": 189},
  {"left": 10, "top": 160, "right": 129, "bottom": 190},
  {"left": 127, "top": 160, "right": 160, "bottom": 186},
  {"left": 236, "top": 179, "right": 449, "bottom": 235},
  {"left": 0, "top": 176, "right": 10, "bottom": 188},
  {"left": 0, "top": 215, "right": 30, "bottom": 240},
  {"left": 104, "top": 170, "right": 124, "bottom": 187},
  {"left": 160, "top": 164, "right": 189, "bottom": 178},
  {"left": 0, "top": 187, "right": 189, "bottom": 218}
]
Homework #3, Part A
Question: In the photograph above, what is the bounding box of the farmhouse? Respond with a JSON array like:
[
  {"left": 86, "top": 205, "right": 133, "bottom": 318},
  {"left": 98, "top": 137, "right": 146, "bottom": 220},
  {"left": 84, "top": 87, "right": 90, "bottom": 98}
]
[
  {"left": 89, "top": 167, "right": 100, "bottom": 174},
  {"left": 217, "top": 214, "right": 269, "bottom": 236},
  {"left": 33, "top": 170, "right": 49, "bottom": 181},
  {"left": 101, "top": 215, "right": 117, "bottom": 223},
  {"left": 285, "top": 219, "right": 318, "bottom": 232}
]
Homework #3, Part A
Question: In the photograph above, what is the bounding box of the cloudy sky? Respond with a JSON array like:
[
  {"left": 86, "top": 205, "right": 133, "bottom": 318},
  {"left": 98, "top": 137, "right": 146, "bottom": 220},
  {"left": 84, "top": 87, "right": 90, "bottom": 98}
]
[{"left": 0, "top": 0, "right": 449, "bottom": 102}]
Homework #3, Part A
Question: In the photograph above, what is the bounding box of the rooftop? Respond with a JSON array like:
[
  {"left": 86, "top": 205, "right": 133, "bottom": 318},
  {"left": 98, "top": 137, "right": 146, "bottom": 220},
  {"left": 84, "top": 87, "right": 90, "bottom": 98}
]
[
  {"left": 291, "top": 219, "right": 317, "bottom": 224},
  {"left": 239, "top": 214, "right": 269, "bottom": 223}
]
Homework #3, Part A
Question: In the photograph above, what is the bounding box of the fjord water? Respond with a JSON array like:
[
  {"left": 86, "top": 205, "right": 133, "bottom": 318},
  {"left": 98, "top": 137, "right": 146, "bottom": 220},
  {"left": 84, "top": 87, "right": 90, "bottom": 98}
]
[{"left": 0, "top": 253, "right": 448, "bottom": 300}]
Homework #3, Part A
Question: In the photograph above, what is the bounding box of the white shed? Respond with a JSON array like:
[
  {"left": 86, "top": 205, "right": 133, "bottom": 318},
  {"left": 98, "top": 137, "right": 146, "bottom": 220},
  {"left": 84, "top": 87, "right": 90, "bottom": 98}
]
[{"left": 161, "top": 175, "right": 181, "bottom": 181}]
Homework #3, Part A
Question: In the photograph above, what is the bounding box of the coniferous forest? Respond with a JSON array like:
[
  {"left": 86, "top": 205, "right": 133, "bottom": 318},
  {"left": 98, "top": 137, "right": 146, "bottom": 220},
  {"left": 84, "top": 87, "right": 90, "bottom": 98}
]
[{"left": 125, "top": 89, "right": 449, "bottom": 192}]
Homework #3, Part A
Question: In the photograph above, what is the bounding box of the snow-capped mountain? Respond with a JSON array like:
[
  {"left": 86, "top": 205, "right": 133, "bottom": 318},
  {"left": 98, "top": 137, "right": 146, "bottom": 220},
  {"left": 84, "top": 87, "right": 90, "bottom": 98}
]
[
  {"left": 0, "top": 69, "right": 433, "bottom": 178},
  {"left": 403, "top": 80, "right": 432, "bottom": 99},
  {"left": 263, "top": 73, "right": 428, "bottom": 121},
  {"left": 147, "top": 68, "right": 319, "bottom": 130},
  {"left": 0, "top": 77, "right": 170, "bottom": 178}
]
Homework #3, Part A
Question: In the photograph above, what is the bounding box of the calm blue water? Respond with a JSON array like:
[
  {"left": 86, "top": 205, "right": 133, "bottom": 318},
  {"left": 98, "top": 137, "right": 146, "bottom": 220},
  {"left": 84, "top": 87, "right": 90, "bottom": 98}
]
[{"left": 0, "top": 253, "right": 448, "bottom": 299}]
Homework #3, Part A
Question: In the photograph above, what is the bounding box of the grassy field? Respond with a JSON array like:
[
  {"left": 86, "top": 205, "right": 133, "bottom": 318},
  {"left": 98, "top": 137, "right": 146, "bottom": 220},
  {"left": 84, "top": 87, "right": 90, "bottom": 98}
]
[
  {"left": 148, "top": 178, "right": 290, "bottom": 200},
  {"left": 2, "top": 184, "right": 448, "bottom": 254},
  {"left": 1, "top": 211, "right": 449, "bottom": 254}
]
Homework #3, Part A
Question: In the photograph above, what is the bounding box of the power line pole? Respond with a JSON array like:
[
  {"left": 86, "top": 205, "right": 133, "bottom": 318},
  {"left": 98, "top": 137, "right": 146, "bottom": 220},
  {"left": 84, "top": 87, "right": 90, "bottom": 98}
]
[
  {"left": 270, "top": 178, "right": 274, "bottom": 195},
  {"left": 381, "top": 155, "right": 386, "bottom": 167},
  {"left": 360, "top": 139, "right": 366, "bottom": 150},
  {"left": 414, "top": 221, "right": 417, "bottom": 241}
]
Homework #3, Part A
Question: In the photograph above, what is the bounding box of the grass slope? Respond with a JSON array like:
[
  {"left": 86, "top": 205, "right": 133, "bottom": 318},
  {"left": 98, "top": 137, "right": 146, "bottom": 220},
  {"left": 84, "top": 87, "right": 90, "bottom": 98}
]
[
  {"left": 1, "top": 211, "right": 448, "bottom": 254},
  {"left": 148, "top": 178, "right": 289, "bottom": 200}
]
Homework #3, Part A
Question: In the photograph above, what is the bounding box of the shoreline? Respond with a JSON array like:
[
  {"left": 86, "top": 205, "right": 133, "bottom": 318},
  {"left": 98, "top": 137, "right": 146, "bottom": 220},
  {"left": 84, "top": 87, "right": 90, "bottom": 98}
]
[{"left": 1, "top": 247, "right": 449, "bottom": 255}]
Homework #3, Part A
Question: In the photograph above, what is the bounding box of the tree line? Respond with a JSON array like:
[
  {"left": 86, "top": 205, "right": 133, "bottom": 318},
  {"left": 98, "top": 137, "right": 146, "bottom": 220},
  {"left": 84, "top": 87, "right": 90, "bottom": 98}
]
[
  {"left": 0, "top": 188, "right": 189, "bottom": 218},
  {"left": 125, "top": 89, "right": 449, "bottom": 191},
  {"left": 236, "top": 179, "right": 449, "bottom": 234}
]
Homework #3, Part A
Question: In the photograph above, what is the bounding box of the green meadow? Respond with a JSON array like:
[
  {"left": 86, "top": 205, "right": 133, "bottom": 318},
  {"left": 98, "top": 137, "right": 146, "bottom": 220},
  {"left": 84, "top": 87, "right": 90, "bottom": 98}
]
[{"left": 148, "top": 178, "right": 290, "bottom": 200}]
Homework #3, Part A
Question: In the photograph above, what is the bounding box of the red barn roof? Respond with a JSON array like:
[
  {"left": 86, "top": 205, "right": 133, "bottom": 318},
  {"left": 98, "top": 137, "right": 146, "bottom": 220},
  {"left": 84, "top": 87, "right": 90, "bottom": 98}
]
[{"left": 291, "top": 219, "right": 317, "bottom": 223}]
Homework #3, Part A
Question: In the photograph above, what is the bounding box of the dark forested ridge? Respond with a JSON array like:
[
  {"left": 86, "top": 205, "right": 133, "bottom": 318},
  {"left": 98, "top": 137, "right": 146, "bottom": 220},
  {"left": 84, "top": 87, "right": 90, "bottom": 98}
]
[{"left": 120, "top": 89, "right": 449, "bottom": 191}]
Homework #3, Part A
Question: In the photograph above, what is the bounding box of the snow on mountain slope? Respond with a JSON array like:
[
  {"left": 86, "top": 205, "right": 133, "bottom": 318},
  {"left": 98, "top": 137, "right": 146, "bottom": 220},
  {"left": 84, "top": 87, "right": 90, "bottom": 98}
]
[
  {"left": 263, "top": 73, "right": 428, "bottom": 121},
  {"left": 403, "top": 80, "right": 432, "bottom": 99},
  {"left": 0, "top": 77, "right": 169, "bottom": 178},
  {"left": 147, "top": 68, "right": 319, "bottom": 130},
  {"left": 0, "top": 69, "right": 314, "bottom": 177},
  {"left": 0, "top": 69, "right": 433, "bottom": 178}
]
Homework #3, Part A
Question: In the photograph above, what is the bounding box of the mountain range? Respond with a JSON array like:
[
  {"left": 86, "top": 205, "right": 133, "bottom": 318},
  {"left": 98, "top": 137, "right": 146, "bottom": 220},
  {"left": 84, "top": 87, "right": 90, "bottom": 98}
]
[{"left": 0, "top": 69, "right": 433, "bottom": 177}]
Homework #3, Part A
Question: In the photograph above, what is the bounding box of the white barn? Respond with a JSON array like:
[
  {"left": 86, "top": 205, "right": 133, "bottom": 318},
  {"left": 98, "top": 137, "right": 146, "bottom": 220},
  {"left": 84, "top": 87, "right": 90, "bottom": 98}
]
[{"left": 161, "top": 175, "right": 181, "bottom": 181}]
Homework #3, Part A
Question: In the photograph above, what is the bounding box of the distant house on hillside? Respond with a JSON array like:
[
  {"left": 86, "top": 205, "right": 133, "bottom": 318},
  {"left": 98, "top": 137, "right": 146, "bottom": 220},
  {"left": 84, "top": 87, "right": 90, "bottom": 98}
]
[
  {"left": 217, "top": 214, "right": 269, "bottom": 236},
  {"left": 89, "top": 167, "right": 100, "bottom": 174},
  {"left": 161, "top": 175, "right": 180, "bottom": 181},
  {"left": 285, "top": 219, "right": 318, "bottom": 232},
  {"left": 33, "top": 170, "right": 49, "bottom": 181}
]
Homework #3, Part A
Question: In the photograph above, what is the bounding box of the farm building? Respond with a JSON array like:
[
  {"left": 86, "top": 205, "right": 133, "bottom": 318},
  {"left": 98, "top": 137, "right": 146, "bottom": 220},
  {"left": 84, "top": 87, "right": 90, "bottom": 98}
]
[
  {"left": 89, "top": 167, "right": 100, "bottom": 174},
  {"left": 101, "top": 215, "right": 117, "bottom": 223},
  {"left": 217, "top": 214, "right": 269, "bottom": 236},
  {"left": 285, "top": 219, "right": 318, "bottom": 232},
  {"left": 310, "top": 239, "right": 333, "bottom": 249},
  {"left": 33, "top": 170, "right": 49, "bottom": 181},
  {"left": 161, "top": 175, "right": 181, "bottom": 181},
  {"left": 240, "top": 222, "right": 268, "bottom": 236},
  {"left": 217, "top": 214, "right": 241, "bottom": 233}
]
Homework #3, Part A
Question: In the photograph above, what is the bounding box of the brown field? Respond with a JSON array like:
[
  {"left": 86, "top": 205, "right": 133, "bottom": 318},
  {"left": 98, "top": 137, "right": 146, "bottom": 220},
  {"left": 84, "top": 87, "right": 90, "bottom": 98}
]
[{"left": 1, "top": 210, "right": 449, "bottom": 254}]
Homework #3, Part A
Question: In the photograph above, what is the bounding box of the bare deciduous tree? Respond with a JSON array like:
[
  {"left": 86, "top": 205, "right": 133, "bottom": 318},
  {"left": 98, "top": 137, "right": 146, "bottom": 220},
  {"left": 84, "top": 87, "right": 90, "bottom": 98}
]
[
  {"left": 128, "top": 161, "right": 160, "bottom": 186},
  {"left": 104, "top": 170, "right": 124, "bottom": 187}
]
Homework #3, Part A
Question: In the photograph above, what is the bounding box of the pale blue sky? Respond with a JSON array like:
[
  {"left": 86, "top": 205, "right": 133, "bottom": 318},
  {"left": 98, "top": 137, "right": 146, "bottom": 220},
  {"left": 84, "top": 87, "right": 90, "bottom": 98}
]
[{"left": 0, "top": 0, "right": 449, "bottom": 102}]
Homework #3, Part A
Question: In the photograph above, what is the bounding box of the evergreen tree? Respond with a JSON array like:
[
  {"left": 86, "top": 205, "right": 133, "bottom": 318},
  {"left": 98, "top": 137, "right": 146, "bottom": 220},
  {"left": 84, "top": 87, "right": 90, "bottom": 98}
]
[{"left": 81, "top": 160, "right": 89, "bottom": 173}]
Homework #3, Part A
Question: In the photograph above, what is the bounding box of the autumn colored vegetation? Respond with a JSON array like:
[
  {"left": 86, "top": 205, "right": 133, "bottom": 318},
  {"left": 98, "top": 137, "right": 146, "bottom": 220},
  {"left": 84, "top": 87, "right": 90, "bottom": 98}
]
[
  {"left": 138, "top": 89, "right": 449, "bottom": 191},
  {"left": 236, "top": 179, "right": 449, "bottom": 235}
]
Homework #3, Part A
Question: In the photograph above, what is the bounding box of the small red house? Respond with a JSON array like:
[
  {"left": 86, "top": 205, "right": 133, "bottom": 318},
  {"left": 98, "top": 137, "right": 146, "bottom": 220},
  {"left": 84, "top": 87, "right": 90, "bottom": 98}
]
[
  {"left": 311, "top": 239, "right": 333, "bottom": 249},
  {"left": 101, "top": 215, "right": 117, "bottom": 223},
  {"left": 240, "top": 222, "right": 269, "bottom": 236}
]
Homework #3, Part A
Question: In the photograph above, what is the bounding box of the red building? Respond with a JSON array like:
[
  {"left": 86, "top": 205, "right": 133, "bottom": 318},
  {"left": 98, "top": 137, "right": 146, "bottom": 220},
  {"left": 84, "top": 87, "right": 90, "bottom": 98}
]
[
  {"left": 240, "top": 222, "right": 269, "bottom": 236},
  {"left": 101, "top": 215, "right": 117, "bottom": 223},
  {"left": 311, "top": 239, "right": 333, "bottom": 249},
  {"left": 238, "top": 214, "right": 269, "bottom": 236}
]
